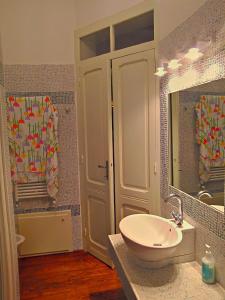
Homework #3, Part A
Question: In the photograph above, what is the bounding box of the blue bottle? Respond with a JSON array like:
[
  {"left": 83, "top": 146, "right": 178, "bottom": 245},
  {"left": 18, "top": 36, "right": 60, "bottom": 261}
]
[{"left": 202, "top": 244, "right": 215, "bottom": 284}]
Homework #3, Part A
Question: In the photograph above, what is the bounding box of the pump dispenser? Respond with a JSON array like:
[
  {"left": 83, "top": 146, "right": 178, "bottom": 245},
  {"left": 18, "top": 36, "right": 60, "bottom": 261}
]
[{"left": 202, "top": 244, "right": 215, "bottom": 284}]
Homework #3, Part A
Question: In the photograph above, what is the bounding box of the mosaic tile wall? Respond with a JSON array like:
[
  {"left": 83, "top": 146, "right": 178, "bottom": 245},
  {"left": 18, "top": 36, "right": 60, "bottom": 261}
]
[
  {"left": 159, "top": 0, "right": 225, "bottom": 287},
  {"left": 0, "top": 63, "right": 3, "bottom": 86},
  {"left": 4, "top": 64, "right": 82, "bottom": 250}
]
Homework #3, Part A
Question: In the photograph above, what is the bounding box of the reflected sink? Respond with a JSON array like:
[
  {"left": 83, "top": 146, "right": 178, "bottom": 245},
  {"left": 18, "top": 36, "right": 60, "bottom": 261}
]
[
  {"left": 16, "top": 234, "right": 25, "bottom": 247},
  {"left": 119, "top": 214, "right": 182, "bottom": 262}
]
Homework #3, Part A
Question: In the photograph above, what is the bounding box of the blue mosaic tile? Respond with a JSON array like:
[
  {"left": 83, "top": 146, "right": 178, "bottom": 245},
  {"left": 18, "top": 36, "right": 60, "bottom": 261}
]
[
  {"left": 15, "top": 204, "right": 80, "bottom": 216},
  {"left": 5, "top": 91, "right": 74, "bottom": 104}
]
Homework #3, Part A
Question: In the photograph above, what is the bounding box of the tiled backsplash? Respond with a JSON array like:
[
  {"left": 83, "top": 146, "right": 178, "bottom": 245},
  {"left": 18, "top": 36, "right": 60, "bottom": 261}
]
[
  {"left": 3, "top": 64, "right": 81, "bottom": 249},
  {"left": 159, "top": 0, "right": 225, "bottom": 287}
]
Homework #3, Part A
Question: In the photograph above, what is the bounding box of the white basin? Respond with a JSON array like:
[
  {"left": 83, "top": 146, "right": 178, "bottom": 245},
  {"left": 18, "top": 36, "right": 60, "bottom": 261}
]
[
  {"left": 119, "top": 214, "right": 182, "bottom": 262},
  {"left": 16, "top": 234, "right": 25, "bottom": 247}
]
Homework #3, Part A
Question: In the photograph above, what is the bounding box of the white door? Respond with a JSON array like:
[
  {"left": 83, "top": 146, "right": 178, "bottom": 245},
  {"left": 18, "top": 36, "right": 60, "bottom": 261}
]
[
  {"left": 112, "top": 50, "right": 157, "bottom": 230},
  {"left": 0, "top": 90, "right": 19, "bottom": 299},
  {"left": 78, "top": 58, "right": 114, "bottom": 265}
]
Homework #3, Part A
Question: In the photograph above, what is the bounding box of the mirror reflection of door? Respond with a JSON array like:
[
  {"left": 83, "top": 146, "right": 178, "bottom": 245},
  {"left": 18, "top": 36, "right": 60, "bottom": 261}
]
[{"left": 170, "top": 78, "right": 225, "bottom": 214}]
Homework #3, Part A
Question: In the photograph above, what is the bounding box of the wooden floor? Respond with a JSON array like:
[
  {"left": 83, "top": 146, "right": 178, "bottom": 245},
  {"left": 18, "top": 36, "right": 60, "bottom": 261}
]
[{"left": 19, "top": 251, "right": 126, "bottom": 300}]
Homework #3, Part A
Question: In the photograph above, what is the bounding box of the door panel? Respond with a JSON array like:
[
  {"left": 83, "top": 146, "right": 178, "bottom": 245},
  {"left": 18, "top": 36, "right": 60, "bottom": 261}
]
[
  {"left": 88, "top": 194, "right": 108, "bottom": 249},
  {"left": 121, "top": 198, "right": 149, "bottom": 219},
  {"left": 112, "top": 50, "right": 156, "bottom": 229},
  {"left": 120, "top": 59, "right": 150, "bottom": 191},
  {"left": 79, "top": 59, "right": 114, "bottom": 265},
  {"left": 84, "top": 68, "right": 107, "bottom": 184}
]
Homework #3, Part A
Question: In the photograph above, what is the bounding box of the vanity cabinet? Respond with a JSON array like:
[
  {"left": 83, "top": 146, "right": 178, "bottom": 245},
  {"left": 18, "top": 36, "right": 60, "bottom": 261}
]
[{"left": 109, "top": 234, "right": 225, "bottom": 300}]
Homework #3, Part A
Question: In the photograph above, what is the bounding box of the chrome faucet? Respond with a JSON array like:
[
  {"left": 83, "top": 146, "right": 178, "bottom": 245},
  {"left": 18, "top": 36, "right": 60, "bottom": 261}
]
[
  {"left": 197, "top": 190, "right": 213, "bottom": 200},
  {"left": 164, "top": 194, "right": 183, "bottom": 226}
]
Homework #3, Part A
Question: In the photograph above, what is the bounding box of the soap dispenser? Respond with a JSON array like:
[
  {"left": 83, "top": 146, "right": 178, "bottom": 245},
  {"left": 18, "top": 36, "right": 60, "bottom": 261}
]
[{"left": 202, "top": 244, "right": 215, "bottom": 284}]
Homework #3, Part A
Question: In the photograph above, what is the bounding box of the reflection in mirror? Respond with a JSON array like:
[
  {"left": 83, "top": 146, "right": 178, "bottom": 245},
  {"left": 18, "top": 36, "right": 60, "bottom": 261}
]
[{"left": 169, "top": 78, "right": 225, "bottom": 214}]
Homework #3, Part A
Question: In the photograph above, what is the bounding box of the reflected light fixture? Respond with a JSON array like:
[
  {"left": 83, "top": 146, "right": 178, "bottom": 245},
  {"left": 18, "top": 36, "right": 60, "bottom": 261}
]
[
  {"left": 154, "top": 67, "right": 167, "bottom": 77},
  {"left": 184, "top": 48, "right": 203, "bottom": 61},
  {"left": 168, "top": 59, "right": 182, "bottom": 70}
]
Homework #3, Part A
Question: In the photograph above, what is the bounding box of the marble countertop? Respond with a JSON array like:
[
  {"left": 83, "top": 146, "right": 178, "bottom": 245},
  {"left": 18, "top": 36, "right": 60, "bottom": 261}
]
[{"left": 108, "top": 234, "right": 225, "bottom": 300}]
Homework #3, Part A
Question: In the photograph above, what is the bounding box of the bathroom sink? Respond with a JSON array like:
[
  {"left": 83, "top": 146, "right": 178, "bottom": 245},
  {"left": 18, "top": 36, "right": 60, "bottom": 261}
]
[
  {"left": 119, "top": 214, "right": 182, "bottom": 262},
  {"left": 16, "top": 234, "right": 25, "bottom": 247}
]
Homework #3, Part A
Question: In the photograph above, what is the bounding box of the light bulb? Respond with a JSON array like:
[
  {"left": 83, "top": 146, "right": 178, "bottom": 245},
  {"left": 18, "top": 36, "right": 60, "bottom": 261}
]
[
  {"left": 154, "top": 67, "right": 167, "bottom": 77},
  {"left": 168, "top": 59, "right": 182, "bottom": 70},
  {"left": 184, "top": 48, "right": 203, "bottom": 61}
]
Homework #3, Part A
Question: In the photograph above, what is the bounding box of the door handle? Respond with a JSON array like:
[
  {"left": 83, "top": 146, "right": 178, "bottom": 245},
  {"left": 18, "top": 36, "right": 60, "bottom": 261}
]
[{"left": 98, "top": 161, "right": 109, "bottom": 180}]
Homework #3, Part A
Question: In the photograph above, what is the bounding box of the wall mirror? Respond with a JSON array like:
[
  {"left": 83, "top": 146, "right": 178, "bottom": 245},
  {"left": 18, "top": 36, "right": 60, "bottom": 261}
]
[{"left": 169, "top": 78, "right": 225, "bottom": 214}]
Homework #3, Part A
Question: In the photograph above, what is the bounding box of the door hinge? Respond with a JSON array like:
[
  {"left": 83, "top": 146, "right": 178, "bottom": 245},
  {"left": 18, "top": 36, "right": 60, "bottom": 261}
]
[
  {"left": 78, "top": 78, "right": 81, "bottom": 88},
  {"left": 80, "top": 154, "right": 84, "bottom": 165},
  {"left": 111, "top": 101, "right": 115, "bottom": 108},
  {"left": 84, "top": 227, "right": 87, "bottom": 237},
  {"left": 98, "top": 160, "right": 109, "bottom": 180},
  {"left": 154, "top": 162, "right": 157, "bottom": 175}
]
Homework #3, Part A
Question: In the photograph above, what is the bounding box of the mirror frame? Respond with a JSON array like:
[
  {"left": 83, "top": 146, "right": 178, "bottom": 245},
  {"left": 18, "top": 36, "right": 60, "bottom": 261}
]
[
  {"left": 169, "top": 87, "right": 225, "bottom": 210},
  {"left": 160, "top": 80, "right": 225, "bottom": 240}
]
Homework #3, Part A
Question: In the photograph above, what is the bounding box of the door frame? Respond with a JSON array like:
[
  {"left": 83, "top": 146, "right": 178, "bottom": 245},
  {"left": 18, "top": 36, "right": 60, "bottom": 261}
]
[
  {"left": 0, "top": 90, "right": 19, "bottom": 300},
  {"left": 74, "top": 0, "right": 160, "bottom": 255},
  {"left": 76, "top": 45, "right": 160, "bottom": 252}
]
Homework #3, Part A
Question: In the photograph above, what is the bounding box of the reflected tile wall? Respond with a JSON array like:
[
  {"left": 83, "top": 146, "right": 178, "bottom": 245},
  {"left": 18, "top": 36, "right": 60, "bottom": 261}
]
[
  {"left": 0, "top": 34, "right": 3, "bottom": 86},
  {"left": 159, "top": 0, "right": 225, "bottom": 287}
]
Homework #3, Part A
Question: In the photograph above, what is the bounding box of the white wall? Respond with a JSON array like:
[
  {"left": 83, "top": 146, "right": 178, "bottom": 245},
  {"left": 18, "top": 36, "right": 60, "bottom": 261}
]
[
  {"left": 74, "top": 0, "right": 143, "bottom": 28},
  {"left": 156, "top": 0, "right": 207, "bottom": 40},
  {"left": 74, "top": 0, "right": 207, "bottom": 40},
  {"left": 0, "top": 0, "right": 76, "bottom": 64},
  {"left": 0, "top": 0, "right": 207, "bottom": 65}
]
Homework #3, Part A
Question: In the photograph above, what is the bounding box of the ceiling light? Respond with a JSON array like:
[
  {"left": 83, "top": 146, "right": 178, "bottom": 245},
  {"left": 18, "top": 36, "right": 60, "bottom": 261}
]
[
  {"left": 154, "top": 67, "right": 167, "bottom": 77},
  {"left": 168, "top": 59, "right": 182, "bottom": 70},
  {"left": 184, "top": 48, "right": 203, "bottom": 61}
]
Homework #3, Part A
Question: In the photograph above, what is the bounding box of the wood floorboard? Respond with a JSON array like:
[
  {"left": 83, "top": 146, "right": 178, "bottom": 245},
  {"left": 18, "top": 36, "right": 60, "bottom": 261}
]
[{"left": 19, "top": 251, "right": 126, "bottom": 300}]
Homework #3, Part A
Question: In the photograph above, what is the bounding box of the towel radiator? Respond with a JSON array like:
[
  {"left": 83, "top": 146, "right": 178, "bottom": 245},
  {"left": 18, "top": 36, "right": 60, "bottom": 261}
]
[
  {"left": 208, "top": 167, "right": 225, "bottom": 182},
  {"left": 14, "top": 182, "right": 55, "bottom": 207}
]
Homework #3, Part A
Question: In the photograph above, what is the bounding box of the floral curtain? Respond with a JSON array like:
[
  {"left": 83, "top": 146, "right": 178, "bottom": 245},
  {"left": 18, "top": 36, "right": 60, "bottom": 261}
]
[{"left": 6, "top": 95, "right": 59, "bottom": 198}]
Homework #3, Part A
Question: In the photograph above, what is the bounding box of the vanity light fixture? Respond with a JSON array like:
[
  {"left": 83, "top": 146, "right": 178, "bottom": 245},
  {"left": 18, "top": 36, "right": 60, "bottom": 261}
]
[
  {"left": 168, "top": 59, "right": 182, "bottom": 70},
  {"left": 154, "top": 67, "right": 167, "bottom": 77},
  {"left": 184, "top": 48, "right": 203, "bottom": 61}
]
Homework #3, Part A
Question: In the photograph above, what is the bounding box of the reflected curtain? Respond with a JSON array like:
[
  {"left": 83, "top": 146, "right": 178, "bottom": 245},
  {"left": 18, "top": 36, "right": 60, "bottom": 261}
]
[{"left": 195, "top": 95, "right": 225, "bottom": 183}]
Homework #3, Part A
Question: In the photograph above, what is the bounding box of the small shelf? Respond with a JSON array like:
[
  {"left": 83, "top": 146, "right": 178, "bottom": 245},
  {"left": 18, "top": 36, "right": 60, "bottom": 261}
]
[
  {"left": 80, "top": 27, "right": 110, "bottom": 60},
  {"left": 114, "top": 11, "right": 154, "bottom": 50}
]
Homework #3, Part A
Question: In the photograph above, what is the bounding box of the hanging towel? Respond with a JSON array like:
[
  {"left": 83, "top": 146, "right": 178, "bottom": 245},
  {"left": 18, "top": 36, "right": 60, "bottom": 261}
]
[
  {"left": 6, "top": 95, "right": 59, "bottom": 198},
  {"left": 195, "top": 95, "right": 225, "bottom": 183}
]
